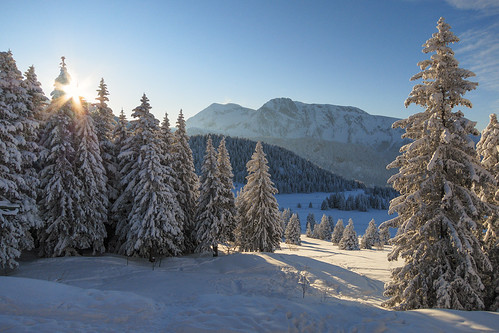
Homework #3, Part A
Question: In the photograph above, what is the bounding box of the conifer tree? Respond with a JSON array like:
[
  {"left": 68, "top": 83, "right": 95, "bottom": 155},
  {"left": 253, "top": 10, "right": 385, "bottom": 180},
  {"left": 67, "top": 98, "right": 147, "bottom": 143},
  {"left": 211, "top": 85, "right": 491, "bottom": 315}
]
[
  {"left": 281, "top": 208, "right": 292, "bottom": 237},
  {"left": 476, "top": 113, "right": 499, "bottom": 310},
  {"left": 0, "top": 51, "right": 40, "bottom": 268},
  {"left": 317, "top": 214, "right": 332, "bottom": 241},
  {"left": 306, "top": 213, "right": 315, "bottom": 238},
  {"left": 109, "top": 109, "right": 129, "bottom": 250},
  {"left": 339, "top": 218, "right": 359, "bottom": 250},
  {"left": 360, "top": 219, "right": 381, "bottom": 249},
  {"left": 92, "top": 79, "right": 118, "bottom": 219},
  {"left": 217, "top": 137, "right": 237, "bottom": 244},
  {"left": 195, "top": 137, "right": 224, "bottom": 256},
  {"left": 115, "top": 94, "right": 183, "bottom": 259},
  {"left": 38, "top": 58, "right": 83, "bottom": 257},
  {"left": 379, "top": 226, "right": 391, "bottom": 246},
  {"left": 73, "top": 106, "right": 108, "bottom": 254},
  {"left": 382, "top": 18, "right": 493, "bottom": 310},
  {"left": 285, "top": 213, "right": 301, "bottom": 245},
  {"left": 331, "top": 219, "right": 344, "bottom": 245},
  {"left": 24, "top": 65, "right": 49, "bottom": 123},
  {"left": 236, "top": 142, "right": 282, "bottom": 252},
  {"left": 172, "top": 110, "right": 199, "bottom": 253}
]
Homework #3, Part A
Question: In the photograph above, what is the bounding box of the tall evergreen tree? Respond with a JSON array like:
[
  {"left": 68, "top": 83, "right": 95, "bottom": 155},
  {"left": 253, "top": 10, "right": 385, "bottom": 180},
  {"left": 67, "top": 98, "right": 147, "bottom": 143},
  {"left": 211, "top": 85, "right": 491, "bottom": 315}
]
[
  {"left": 195, "top": 137, "right": 224, "bottom": 256},
  {"left": 24, "top": 65, "right": 49, "bottom": 123},
  {"left": 285, "top": 213, "right": 301, "bottom": 245},
  {"left": 92, "top": 79, "right": 118, "bottom": 220},
  {"left": 360, "top": 219, "right": 381, "bottom": 250},
  {"left": 331, "top": 219, "right": 344, "bottom": 245},
  {"left": 236, "top": 142, "right": 282, "bottom": 252},
  {"left": 115, "top": 94, "right": 183, "bottom": 259},
  {"left": 476, "top": 113, "right": 499, "bottom": 310},
  {"left": 317, "top": 214, "right": 332, "bottom": 241},
  {"left": 38, "top": 58, "right": 83, "bottom": 257},
  {"left": 0, "top": 51, "right": 40, "bottom": 268},
  {"left": 382, "top": 18, "right": 493, "bottom": 310},
  {"left": 73, "top": 106, "right": 108, "bottom": 254},
  {"left": 217, "top": 137, "right": 237, "bottom": 244},
  {"left": 172, "top": 110, "right": 199, "bottom": 253},
  {"left": 339, "top": 218, "right": 359, "bottom": 250},
  {"left": 306, "top": 213, "right": 315, "bottom": 238}
]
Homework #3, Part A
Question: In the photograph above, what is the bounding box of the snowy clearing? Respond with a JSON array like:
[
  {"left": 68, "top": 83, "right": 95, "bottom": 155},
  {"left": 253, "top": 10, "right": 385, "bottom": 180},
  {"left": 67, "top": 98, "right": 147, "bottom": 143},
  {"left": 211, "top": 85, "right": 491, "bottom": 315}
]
[{"left": 1, "top": 238, "right": 497, "bottom": 332}]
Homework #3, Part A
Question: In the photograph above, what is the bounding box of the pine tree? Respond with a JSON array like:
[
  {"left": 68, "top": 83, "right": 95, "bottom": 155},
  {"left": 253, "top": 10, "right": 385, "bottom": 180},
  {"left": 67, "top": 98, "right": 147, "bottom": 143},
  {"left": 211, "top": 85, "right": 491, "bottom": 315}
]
[
  {"left": 339, "top": 218, "right": 359, "bottom": 250},
  {"left": 360, "top": 219, "right": 381, "bottom": 249},
  {"left": 38, "top": 58, "right": 82, "bottom": 257},
  {"left": 305, "top": 213, "right": 315, "bottom": 238},
  {"left": 24, "top": 65, "right": 49, "bottom": 123},
  {"left": 379, "top": 225, "right": 391, "bottom": 245},
  {"left": 281, "top": 208, "right": 291, "bottom": 235},
  {"left": 115, "top": 94, "right": 183, "bottom": 259},
  {"left": 331, "top": 219, "right": 344, "bottom": 245},
  {"left": 216, "top": 137, "right": 237, "bottom": 245},
  {"left": 91, "top": 79, "right": 118, "bottom": 222},
  {"left": 0, "top": 51, "right": 40, "bottom": 268},
  {"left": 382, "top": 18, "right": 493, "bottom": 310},
  {"left": 236, "top": 142, "right": 282, "bottom": 252},
  {"left": 476, "top": 113, "right": 499, "bottom": 310},
  {"left": 285, "top": 213, "right": 301, "bottom": 245},
  {"left": 109, "top": 109, "right": 129, "bottom": 251},
  {"left": 306, "top": 223, "right": 313, "bottom": 238},
  {"left": 172, "top": 110, "right": 199, "bottom": 253},
  {"left": 317, "top": 214, "right": 332, "bottom": 241},
  {"left": 195, "top": 137, "right": 224, "bottom": 256},
  {"left": 73, "top": 106, "right": 108, "bottom": 254}
]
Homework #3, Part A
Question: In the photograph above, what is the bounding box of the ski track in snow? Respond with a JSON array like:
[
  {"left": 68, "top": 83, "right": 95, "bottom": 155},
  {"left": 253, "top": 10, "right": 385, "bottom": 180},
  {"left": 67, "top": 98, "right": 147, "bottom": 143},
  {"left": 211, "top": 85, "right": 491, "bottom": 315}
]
[{"left": 1, "top": 237, "right": 498, "bottom": 332}]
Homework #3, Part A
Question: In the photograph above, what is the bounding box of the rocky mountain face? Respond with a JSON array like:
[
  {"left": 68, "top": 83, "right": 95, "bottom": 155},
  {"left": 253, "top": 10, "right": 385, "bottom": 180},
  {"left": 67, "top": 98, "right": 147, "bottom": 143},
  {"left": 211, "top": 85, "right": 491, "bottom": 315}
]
[{"left": 186, "top": 98, "right": 406, "bottom": 186}]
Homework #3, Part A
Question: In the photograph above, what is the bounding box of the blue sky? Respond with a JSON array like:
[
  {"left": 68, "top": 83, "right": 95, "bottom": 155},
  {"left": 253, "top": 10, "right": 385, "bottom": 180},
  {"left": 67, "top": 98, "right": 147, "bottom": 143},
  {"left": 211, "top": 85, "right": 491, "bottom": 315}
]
[{"left": 2, "top": 0, "right": 498, "bottom": 130}]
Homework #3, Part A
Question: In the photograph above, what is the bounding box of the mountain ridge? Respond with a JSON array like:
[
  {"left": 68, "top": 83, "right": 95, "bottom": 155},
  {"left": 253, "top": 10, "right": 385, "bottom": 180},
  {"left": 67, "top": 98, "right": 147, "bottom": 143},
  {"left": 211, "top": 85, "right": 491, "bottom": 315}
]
[{"left": 186, "top": 98, "right": 406, "bottom": 186}]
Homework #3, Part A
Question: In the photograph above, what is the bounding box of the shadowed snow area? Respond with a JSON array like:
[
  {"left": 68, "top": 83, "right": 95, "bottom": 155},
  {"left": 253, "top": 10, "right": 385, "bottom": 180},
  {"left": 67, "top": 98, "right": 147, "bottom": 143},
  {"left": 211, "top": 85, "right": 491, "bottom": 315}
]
[{"left": 1, "top": 239, "right": 498, "bottom": 332}]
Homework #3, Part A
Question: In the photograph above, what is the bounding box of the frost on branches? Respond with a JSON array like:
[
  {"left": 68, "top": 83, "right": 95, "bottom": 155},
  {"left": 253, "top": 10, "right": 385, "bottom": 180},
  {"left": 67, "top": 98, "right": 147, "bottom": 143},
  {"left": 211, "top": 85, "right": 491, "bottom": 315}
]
[
  {"left": 360, "top": 219, "right": 381, "bottom": 250},
  {"left": 382, "top": 18, "right": 493, "bottom": 311},
  {"left": 216, "top": 137, "right": 237, "bottom": 245},
  {"left": 331, "top": 219, "right": 344, "bottom": 245},
  {"left": 0, "top": 51, "right": 40, "bottom": 268},
  {"left": 236, "top": 142, "right": 282, "bottom": 252}
]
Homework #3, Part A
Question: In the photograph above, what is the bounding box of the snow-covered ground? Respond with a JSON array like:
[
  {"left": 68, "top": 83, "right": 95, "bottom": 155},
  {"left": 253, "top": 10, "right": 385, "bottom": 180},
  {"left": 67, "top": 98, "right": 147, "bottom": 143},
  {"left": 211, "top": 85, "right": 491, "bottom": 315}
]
[
  {"left": 1, "top": 238, "right": 497, "bottom": 332},
  {"left": 276, "top": 191, "right": 394, "bottom": 236}
]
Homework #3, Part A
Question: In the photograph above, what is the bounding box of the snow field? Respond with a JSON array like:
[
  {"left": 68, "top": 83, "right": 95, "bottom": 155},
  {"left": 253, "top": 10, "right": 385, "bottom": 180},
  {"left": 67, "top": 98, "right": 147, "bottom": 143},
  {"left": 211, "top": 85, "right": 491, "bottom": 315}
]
[{"left": 1, "top": 238, "right": 497, "bottom": 332}]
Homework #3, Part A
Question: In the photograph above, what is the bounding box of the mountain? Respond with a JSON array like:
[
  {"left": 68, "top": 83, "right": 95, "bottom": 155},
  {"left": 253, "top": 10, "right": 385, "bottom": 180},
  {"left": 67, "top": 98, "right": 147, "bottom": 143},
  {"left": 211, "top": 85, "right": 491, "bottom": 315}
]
[{"left": 186, "top": 98, "right": 406, "bottom": 186}]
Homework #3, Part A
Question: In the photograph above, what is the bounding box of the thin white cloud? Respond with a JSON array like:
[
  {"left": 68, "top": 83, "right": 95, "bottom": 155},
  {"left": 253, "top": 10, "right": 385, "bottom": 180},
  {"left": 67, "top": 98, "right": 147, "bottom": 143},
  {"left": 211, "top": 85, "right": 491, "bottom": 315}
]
[
  {"left": 456, "top": 22, "right": 499, "bottom": 92},
  {"left": 445, "top": 0, "right": 499, "bottom": 13}
]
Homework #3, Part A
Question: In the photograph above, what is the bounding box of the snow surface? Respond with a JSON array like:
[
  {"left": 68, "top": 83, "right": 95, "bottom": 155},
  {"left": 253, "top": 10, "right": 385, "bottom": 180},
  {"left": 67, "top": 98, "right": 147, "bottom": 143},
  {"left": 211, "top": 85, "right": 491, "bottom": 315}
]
[{"left": 1, "top": 228, "right": 497, "bottom": 331}]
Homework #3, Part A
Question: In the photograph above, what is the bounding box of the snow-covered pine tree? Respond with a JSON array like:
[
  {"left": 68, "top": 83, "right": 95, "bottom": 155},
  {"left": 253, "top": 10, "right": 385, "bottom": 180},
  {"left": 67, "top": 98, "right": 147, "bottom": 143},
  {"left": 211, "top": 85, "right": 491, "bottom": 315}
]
[
  {"left": 195, "top": 136, "right": 224, "bottom": 256},
  {"left": 281, "top": 208, "right": 291, "bottom": 237},
  {"left": 108, "top": 109, "right": 129, "bottom": 251},
  {"left": 172, "top": 110, "right": 199, "bottom": 254},
  {"left": 339, "top": 218, "right": 359, "bottom": 250},
  {"left": 24, "top": 65, "right": 49, "bottom": 123},
  {"left": 331, "top": 219, "right": 344, "bottom": 245},
  {"left": 0, "top": 51, "right": 40, "bottom": 268},
  {"left": 38, "top": 58, "right": 83, "bottom": 257},
  {"left": 317, "top": 214, "right": 332, "bottom": 241},
  {"left": 116, "top": 94, "right": 183, "bottom": 259},
  {"left": 360, "top": 219, "right": 381, "bottom": 250},
  {"left": 91, "top": 79, "right": 118, "bottom": 223},
  {"left": 216, "top": 137, "right": 237, "bottom": 245},
  {"left": 379, "top": 225, "right": 391, "bottom": 246},
  {"left": 382, "top": 18, "right": 493, "bottom": 311},
  {"left": 285, "top": 213, "right": 301, "bottom": 245},
  {"left": 306, "top": 213, "right": 315, "bottom": 238},
  {"left": 476, "top": 113, "right": 499, "bottom": 310},
  {"left": 236, "top": 142, "right": 282, "bottom": 252},
  {"left": 73, "top": 105, "right": 108, "bottom": 254}
]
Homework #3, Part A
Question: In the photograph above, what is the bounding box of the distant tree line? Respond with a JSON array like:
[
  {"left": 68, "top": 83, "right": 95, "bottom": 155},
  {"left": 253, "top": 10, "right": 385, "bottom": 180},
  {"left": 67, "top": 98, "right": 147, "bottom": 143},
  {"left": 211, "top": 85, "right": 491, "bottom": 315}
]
[{"left": 321, "top": 187, "right": 398, "bottom": 212}]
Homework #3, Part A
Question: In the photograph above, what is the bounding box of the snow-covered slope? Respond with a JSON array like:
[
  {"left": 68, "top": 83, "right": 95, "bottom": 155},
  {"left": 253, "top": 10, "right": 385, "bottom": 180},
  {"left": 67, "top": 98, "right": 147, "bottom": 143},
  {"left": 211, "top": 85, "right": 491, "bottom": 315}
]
[
  {"left": 2, "top": 240, "right": 497, "bottom": 332},
  {"left": 186, "top": 98, "right": 406, "bottom": 186}
]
